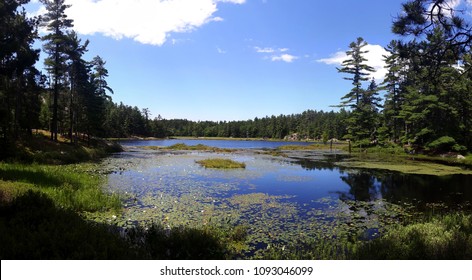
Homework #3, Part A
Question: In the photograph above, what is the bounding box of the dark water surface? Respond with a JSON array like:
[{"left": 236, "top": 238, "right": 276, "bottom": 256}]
[{"left": 102, "top": 141, "right": 472, "bottom": 253}]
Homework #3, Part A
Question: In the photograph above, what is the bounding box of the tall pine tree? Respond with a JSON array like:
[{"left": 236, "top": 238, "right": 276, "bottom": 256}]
[{"left": 40, "top": 0, "right": 73, "bottom": 141}]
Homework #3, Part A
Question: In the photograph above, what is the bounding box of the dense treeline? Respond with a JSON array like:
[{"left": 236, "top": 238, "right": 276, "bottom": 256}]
[
  {"left": 1, "top": 0, "right": 472, "bottom": 155},
  {"left": 1, "top": 0, "right": 112, "bottom": 148},
  {"left": 101, "top": 101, "right": 350, "bottom": 140}
]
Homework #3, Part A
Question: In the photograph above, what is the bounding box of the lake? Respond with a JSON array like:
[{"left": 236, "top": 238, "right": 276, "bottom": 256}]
[
  {"left": 118, "top": 139, "right": 317, "bottom": 149},
  {"left": 102, "top": 140, "right": 472, "bottom": 256}
]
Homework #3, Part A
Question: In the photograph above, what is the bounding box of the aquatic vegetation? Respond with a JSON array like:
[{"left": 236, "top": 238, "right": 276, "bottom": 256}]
[
  {"left": 196, "top": 158, "right": 246, "bottom": 169},
  {"left": 97, "top": 147, "right": 472, "bottom": 259},
  {"left": 278, "top": 143, "right": 347, "bottom": 151},
  {"left": 337, "top": 160, "right": 472, "bottom": 176}
]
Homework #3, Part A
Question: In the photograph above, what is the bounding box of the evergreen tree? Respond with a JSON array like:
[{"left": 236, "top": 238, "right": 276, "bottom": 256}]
[
  {"left": 88, "top": 56, "right": 113, "bottom": 138},
  {"left": 0, "top": 0, "right": 41, "bottom": 140},
  {"left": 381, "top": 40, "right": 408, "bottom": 143},
  {"left": 64, "top": 31, "right": 90, "bottom": 143},
  {"left": 40, "top": 0, "right": 74, "bottom": 141},
  {"left": 337, "top": 37, "right": 375, "bottom": 109},
  {"left": 337, "top": 37, "right": 379, "bottom": 144},
  {"left": 398, "top": 28, "right": 464, "bottom": 149}
]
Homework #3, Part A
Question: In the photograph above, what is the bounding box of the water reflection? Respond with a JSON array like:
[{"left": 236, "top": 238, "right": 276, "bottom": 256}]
[{"left": 101, "top": 148, "right": 472, "bottom": 253}]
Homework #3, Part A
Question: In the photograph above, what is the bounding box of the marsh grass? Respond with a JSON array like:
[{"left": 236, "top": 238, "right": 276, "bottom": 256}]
[
  {"left": 0, "top": 163, "right": 121, "bottom": 212},
  {"left": 256, "top": 212, "right": 472, "bottom": 260},
  {"left": 0, "top": 191, "right": 245, "bottom": 259},
  {"left": 196, "top": 158, "right": 246, "bottom": 169},
  {"left": 354, "top": 212, "right": 472, "bottom": 259}
]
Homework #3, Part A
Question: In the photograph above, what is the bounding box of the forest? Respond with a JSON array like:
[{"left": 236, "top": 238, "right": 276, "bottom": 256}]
[{"left": 1, "top": 0, "right": 472, "bottom": 155}]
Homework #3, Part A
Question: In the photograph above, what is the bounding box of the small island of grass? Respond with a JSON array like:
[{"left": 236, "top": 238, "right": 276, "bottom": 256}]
[{"left": 196, "top": 158, "right": 246, "bottom": 169}]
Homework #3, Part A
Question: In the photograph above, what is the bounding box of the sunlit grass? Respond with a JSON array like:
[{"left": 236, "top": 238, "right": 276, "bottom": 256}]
[
  {"left": 354, "top": 212, "right": 472, "bottom": 259},
  {"left": 0, "top": 163, "right": 121, "bottom": 212}
]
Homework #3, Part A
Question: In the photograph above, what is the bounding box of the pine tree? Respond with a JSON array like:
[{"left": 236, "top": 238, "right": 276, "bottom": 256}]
[
  {"left": 87, "top": 56, "right": 113, "bottom": 138},
  {"left": 337, "top": 37, "right": 379, "bottom": 144},
  {"left": 381, "top": 40, "right": 408, "bottom": 143},
  {"left": 0, "top": 0, "right": 41, "bottom": 141},
  {"left": 337, "top": 37, "right": 375, "bottom": 109},
  {"left": 40, "top": 0, "right": 73, "bottom": 141},
  {"left": 64, "top": 31, "right": 90, "bottom": 143}
]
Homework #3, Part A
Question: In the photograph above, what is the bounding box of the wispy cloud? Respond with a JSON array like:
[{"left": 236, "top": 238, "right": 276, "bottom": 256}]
[
  {"left": 32, "top": 0, "right": 246, "bottom": 46},
  {"left": 271, "top": 54, "right": 298, "bottom": 63},
  {"left": 254, "top": 46, "right": 298, "bottom": 63},
  {"left": 254, "top": 47, "right": 276, "bottom": 53},
  {"left": 317, "top": 44, "right": 390, "bottom": 80}
]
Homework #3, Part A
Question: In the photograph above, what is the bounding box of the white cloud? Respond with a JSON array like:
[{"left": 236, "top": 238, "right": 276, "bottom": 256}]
[
  {"left": 254, "top": 47, "right": 275, "bottom": 53},
  {"left": 271, "top": 54, "right": 298, "bottom": 63},
  {"left": 317, "top": 44, "right": 390, "bottom": 80},
  {"left": 316, "top": 50, "right": 346, "bottom": 65},
  {"left": 254, "top": 46, "right": 298, "bottom": 63},
  {"left": 430, "top": 0, "right": 461, "bottom": 18},
  {"left": 33, "top": 0, "right": 245, "bottom": 46}
]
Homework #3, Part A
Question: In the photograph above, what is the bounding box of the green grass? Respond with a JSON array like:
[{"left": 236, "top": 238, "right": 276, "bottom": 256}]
[
  {"left": 0, "top": 163, "right": 121, "bottom": 212},
  {"left": 354, "top": 212, "right": 472, "bottom": 259},
  {"left": 196, "top": 158, "right": 246, "bottom": 169},
  {"left": 0, "top": 191, "right": 237, "bottom": 259},
  {"left": 257, "top": 212, "right": 472, "bottom": 260}
]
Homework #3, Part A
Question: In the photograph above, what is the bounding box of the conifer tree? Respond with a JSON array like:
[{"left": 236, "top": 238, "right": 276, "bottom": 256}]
[
  {"left": 40, "top": 0, "right": 73, "bottom": 141},
  {"left": 0, "top": 0, "right": 41, "bottom": 140},
  {"left": 337, "top": 37, "right": 375, "bottom": 109},
  {"left": 337, "top": 37, "right": 379, "bottom": 144}
]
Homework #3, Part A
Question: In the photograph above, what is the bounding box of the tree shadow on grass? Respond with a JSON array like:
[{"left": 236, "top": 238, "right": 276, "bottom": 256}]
[
  {"left": 0, "top": 168, "right": 64, "bottom": 189},
  {"left": 0, "top": 191, "right": 228, "bottom": 260}
]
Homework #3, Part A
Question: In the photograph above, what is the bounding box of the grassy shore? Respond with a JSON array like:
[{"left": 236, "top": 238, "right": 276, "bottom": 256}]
[{"left": 274, "top": 142, "right": 472, "bottom": 176}]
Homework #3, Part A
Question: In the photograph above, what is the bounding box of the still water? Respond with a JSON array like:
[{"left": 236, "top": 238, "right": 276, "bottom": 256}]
[
  {"left": 118, "top": 139, "right": 315, "bottom": 149},
  {"left": 102, "top": 140, "right": 472, "bottom": 254}
]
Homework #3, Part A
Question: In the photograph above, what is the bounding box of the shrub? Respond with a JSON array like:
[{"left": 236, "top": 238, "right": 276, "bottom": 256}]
[{"left": 426, "top": 136, "right": 457, "bottom": 153}]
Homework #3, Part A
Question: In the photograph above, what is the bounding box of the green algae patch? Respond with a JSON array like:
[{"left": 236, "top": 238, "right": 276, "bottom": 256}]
[
  {"left": 337, "top": 160, "right": 472, "bottom": 176},
  {"left": 196, "top": 158, "right": 246, "bottom": 169}
]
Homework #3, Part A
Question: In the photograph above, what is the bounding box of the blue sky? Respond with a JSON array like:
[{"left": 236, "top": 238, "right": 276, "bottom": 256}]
[{"left": 26, "top": 0, "right": 471, "bottom": 121}]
